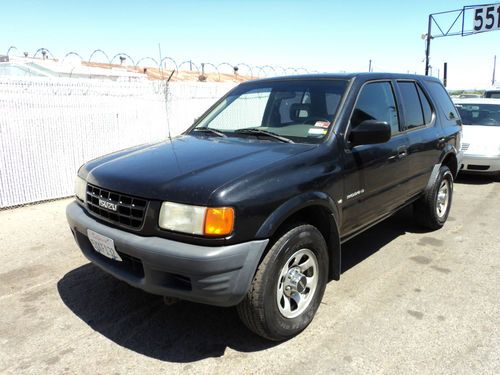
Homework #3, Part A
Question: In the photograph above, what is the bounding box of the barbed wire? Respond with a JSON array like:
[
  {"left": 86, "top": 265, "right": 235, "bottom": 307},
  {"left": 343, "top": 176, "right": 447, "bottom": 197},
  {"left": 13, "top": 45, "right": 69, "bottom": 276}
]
[
  {"left": 4, "top": 46, "right": 325, "bottom": 80},
  {"left": 88, "top": 49, "right": 110, "bottom": 64}
]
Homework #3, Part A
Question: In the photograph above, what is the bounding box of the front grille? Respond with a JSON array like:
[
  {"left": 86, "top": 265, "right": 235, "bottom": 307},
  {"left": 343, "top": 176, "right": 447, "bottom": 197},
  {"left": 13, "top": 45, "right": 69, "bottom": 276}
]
[
  {"left": 86, "top": 184, "right": 148, "bottom": 229},
  {"left": 461, "top": 143, "right": 470, "bottom": 151}
]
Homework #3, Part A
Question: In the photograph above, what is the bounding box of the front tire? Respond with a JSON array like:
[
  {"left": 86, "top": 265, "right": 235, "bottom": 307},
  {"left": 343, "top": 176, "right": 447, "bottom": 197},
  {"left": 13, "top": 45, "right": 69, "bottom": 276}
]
[
  {"left": 414, "top": 165, "right": 453, "bottom": 230},
  {"left": 237, "top": 224, "right": 328, "bottom": 341}
]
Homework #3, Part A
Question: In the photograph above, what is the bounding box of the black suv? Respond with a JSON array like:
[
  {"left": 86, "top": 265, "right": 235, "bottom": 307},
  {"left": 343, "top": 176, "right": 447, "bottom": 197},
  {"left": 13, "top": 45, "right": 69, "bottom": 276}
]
[{"left": 67, "top": 73, "right": 461, "bottom": 340}]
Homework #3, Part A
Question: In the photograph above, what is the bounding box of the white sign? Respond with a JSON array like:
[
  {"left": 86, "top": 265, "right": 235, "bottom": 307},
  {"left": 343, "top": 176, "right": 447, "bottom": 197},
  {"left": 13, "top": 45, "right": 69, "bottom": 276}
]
[{"left": 473, "top": 3, "right": 500, "bottom": 33}]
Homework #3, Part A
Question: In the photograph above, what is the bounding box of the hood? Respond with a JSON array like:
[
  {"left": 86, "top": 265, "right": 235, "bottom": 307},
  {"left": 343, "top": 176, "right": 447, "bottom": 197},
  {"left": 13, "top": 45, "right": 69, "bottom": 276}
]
[
  {"left": 81, "top": 135, "right": 315, "bottom": 204},
  {"left": 462, "top": 125, "right": 500, "bottom": 153},
  {"left": 462, "top": 125, "right": 500, "bottom": 142}
]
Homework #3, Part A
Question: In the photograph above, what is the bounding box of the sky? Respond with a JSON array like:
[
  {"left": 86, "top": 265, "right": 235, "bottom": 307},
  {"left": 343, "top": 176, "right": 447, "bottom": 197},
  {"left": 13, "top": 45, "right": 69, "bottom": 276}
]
[{"left": 2, "top": 0, "right": 500, "bottom": 89}]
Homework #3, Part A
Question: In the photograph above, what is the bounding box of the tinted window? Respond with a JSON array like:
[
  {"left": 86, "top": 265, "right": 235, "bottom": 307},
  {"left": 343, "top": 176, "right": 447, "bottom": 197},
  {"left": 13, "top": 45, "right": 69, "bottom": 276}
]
[
  {"left": 426, "top": 81, "right": 459, "bottom": 121},
  {"left": 398, "top": 82, "right": 424, "bottom": 128},
  {"left": 351, "top": 82, "right": 399, "bottom": 134},
  {"left": 417, "top": 85, "right": 433, "bottom": 124}
]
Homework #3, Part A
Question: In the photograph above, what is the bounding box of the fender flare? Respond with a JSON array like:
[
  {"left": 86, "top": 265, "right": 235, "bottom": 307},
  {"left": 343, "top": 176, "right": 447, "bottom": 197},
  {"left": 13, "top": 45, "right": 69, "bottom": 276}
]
[
  {"left": 256, "top": 191, "right": 342, "bottom": 280},
  {"left": 440, "top": 145, "right": 459, "bottom": 175},
  {"left": 426, "top": 148, "right": 458, "bottom": 192}
]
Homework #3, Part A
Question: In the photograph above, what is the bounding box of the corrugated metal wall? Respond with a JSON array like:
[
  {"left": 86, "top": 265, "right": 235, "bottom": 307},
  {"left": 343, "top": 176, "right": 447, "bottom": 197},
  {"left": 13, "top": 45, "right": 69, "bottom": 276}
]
[{"left": 0, "top": 77, "right": 235, "bottom": 207}]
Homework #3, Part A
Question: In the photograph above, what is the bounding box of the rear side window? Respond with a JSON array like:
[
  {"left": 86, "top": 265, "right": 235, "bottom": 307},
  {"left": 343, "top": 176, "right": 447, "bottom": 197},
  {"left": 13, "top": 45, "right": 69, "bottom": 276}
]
[
  {"left": 398, "top": 82, "right": 424, "bottom": 129},
  {"left": 350, "top": 81, "right": 400, "bottom": 134},
  {"left": 397, "top": 81, "right": 434, "bottom": 129},
  {"left": 425, "top": 81, "right": 459, "bottom": 121}
]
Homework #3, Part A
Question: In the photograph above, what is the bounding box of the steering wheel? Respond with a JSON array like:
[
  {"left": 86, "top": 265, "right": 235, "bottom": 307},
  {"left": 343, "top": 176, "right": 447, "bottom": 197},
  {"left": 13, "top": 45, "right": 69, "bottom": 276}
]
[{"left": 303, "top": 117, "right": 330, "bottom": 125}]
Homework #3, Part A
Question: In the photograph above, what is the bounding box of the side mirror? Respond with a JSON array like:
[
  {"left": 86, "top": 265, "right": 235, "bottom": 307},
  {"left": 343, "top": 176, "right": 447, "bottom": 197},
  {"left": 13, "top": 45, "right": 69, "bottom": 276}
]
[{"left": 349, "top": 120, "right": 391, "bottom": 147}]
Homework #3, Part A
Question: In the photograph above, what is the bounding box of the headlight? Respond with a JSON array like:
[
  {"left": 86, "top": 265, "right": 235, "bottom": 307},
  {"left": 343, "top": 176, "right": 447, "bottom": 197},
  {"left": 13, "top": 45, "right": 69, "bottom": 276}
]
[
  {"left": 74, "top": 176, "right": 87, "bottom": 202},
  {"left": 159, "top": 202, "right": 234, "bottom": 237}
]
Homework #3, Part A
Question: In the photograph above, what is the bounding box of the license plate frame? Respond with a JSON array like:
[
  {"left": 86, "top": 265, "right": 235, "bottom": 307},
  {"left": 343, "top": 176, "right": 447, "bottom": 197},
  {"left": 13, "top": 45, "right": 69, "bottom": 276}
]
[{"left": 87, "top": 229, "right": 122, "bottom": 262}]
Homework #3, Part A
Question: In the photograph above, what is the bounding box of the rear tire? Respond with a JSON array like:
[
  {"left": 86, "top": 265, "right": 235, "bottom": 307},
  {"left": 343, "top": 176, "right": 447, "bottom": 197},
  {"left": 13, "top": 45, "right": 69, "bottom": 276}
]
[
  {"left": 237, "top": 224, "right": 328, "bottom": 341},
  {"left": 414, "top": 165, "right": 453, "bottom": 230}
]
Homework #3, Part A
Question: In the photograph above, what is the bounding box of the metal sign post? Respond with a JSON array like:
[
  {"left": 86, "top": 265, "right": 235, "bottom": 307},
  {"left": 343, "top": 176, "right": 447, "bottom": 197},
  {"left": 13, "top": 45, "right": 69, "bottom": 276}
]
[{"left": 424, "top": 3, "right": 500, "bottom": 76}]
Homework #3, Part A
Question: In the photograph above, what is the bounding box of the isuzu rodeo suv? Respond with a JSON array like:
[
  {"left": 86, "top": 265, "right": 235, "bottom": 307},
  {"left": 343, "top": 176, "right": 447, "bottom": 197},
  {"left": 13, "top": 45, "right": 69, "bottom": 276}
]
[{"left": 67, "top": 73, "right": 461, "bottom": 340}]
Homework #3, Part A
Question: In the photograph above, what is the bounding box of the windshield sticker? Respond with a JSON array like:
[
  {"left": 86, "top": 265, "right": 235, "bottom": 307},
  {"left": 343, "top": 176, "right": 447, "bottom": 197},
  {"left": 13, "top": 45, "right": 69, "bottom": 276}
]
[
  {"left": 314, "top": 120, "right": 331, "bottom": 128},
  {"left": 308, "top": 128, "right": 327, "bottom": 136}
]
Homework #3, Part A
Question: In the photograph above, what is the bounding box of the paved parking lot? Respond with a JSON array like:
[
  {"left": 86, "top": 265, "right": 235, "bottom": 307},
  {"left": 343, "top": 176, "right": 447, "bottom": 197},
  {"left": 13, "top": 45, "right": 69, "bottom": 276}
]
[{"left": 0, "top": 175, "right": 498, "bottom": 374}]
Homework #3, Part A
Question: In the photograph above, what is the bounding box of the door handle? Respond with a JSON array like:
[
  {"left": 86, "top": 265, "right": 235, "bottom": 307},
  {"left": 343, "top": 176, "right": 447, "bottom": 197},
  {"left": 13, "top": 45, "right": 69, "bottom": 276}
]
[
  {"left": 388, "top": 146, "right": 408, "bottom": 160},
  {"left": 397, "top": 146, "right": 408, "bottom": 158}
]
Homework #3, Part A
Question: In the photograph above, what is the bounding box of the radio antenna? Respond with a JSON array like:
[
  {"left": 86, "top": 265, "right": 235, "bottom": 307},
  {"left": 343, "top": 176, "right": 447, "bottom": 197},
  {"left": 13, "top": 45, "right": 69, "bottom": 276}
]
[{"left": 158, "top": 43, "right": 174, "bottom": 141}]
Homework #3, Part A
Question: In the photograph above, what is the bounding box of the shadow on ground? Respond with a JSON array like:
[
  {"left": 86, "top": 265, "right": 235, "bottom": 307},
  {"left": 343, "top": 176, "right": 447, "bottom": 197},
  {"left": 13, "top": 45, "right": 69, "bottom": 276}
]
[
  {"left": 340, "top": 205, "right": 426, "bottom": 273},
  {"left": 57, "top": 265, "right": 277, "bottom": 362},
  {"left": 455, "top": 174, "right": 498, "bottom": 185},
  {"left": 58, "top": 205, "right": 427, "bottom": 363}
]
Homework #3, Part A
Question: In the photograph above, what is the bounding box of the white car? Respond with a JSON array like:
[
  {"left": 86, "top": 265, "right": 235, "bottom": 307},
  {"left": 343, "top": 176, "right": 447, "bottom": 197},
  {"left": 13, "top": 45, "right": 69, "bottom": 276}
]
[
  {"left": 454, "top": 98, "right": 500, "bottom": 176},
  {"left": 483, "top": 89, "right": 500, "bottom": 99}
]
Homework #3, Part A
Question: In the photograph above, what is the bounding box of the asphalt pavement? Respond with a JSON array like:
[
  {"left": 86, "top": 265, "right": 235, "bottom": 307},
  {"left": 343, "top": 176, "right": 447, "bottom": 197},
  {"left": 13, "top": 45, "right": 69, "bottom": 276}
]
[{"left": 0, "top": 175, "right": 498, "bottom": 374}]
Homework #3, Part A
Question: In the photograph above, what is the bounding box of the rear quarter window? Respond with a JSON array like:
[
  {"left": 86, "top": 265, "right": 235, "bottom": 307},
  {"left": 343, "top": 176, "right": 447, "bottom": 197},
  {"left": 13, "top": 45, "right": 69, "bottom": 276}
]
[{"left": 425, "top": 81, "right": 459, "bottom": 122}]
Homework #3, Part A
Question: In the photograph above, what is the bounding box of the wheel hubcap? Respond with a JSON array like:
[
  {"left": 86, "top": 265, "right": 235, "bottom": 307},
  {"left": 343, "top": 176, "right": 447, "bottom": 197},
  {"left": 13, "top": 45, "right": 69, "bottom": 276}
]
[
  {"left": 276, "top": 248, "right": 319, "bottom": 319},
  {"left": 284, "top": 268, "right": 308, "bottom": 296},
  {"left": 436, "top": 179, "right": 450, "bottom": 218}
]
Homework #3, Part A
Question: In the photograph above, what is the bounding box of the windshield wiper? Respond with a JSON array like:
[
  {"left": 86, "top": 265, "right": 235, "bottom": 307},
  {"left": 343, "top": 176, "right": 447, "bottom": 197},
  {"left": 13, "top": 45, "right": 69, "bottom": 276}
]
[
  {"left": 192, "top": 128, "right": 227, "bottom": 137},
  {"left": 234, "top": 128, "right": 294, "bottom": 143}
]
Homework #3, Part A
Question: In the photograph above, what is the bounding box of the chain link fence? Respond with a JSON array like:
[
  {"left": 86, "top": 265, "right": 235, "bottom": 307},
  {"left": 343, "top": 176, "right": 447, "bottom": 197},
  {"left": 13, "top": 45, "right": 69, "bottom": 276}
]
[
  {"left": 0, "top": 46, "right": 323, "bottom": 208},
  {"left": 0, "top": 76, "right": 235, "bottom": 208}
]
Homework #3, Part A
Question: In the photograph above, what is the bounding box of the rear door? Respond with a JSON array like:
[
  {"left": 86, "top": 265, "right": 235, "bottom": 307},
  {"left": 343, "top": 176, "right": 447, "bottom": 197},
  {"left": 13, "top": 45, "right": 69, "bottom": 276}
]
[
  {"left": 395, "top": 80, "right": 442, "bottom": 197},
  {"left": 424, "top": 80, "right": 462, "bottom": 167},
  {"left": 341, "top": 80, "right": 410, "bottom": 236}
]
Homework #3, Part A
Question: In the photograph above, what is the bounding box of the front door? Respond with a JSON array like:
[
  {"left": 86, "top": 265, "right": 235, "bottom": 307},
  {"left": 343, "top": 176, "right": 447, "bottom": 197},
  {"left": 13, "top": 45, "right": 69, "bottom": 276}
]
[{"left": 341, "top": 81, "right": 410, "bottom": 237}]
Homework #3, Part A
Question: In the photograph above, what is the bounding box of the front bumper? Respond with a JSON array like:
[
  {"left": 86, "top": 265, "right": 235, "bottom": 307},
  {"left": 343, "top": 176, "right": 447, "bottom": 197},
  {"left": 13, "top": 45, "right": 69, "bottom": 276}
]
[
  {"left": 460, "top": 154, "right": 500, "bottom": 174},
  {"left": 66, "top": 202, "right": 269, "bottom": 307}
]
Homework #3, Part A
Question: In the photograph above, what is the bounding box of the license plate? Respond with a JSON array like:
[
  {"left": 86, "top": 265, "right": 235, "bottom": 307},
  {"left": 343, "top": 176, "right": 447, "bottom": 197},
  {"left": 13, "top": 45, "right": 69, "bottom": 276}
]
[{"left": 87, "top": 229, "right": 122, "bottom": 262}]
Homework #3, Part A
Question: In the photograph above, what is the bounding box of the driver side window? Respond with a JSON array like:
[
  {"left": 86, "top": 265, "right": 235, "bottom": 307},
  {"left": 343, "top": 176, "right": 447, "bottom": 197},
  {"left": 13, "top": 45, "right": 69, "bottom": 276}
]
[{"left": 351, "top": 82, "right": 400, "bottom": 134}]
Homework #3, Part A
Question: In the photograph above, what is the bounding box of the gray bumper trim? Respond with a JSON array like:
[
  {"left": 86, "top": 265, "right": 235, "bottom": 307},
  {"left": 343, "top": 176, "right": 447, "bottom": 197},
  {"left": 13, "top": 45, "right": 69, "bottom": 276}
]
[{"left": 66, "top": 201, "right": 269, "bottom": 306}]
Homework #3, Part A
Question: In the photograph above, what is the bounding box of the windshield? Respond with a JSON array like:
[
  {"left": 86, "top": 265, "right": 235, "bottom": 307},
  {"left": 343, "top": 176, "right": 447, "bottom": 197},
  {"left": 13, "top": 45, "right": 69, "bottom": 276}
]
[
  {"left": 193, "top": 79, "right": 349, "bottom": 143},
  {"left": 455, "top": 103, "right": 500, "bottom": 126}
]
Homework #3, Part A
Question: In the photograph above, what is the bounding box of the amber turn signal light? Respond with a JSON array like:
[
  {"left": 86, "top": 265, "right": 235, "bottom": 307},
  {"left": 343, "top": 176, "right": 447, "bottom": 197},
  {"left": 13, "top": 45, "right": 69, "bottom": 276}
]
[{"left": 204, "top": 207, "right": 234, "bottom": 236}]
